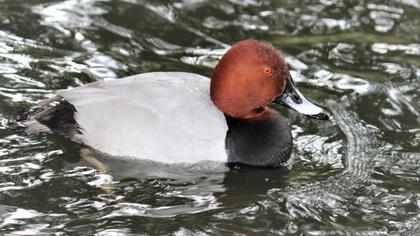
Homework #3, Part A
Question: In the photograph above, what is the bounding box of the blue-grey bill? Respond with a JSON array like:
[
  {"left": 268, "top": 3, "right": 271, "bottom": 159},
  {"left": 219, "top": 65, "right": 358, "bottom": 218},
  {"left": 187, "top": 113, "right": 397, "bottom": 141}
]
[{"left": 275, "top": 80, "right": 329, "bottom": 120}]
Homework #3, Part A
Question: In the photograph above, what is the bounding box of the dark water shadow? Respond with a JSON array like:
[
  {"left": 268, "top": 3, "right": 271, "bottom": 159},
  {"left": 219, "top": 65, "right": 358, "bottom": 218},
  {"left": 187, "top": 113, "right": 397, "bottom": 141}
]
[
  {"left": 59, "top": 145, "right": 290, "bottom": 207},
  {"left": 216, "top": 165, "right": 290, "bottom": 207}
]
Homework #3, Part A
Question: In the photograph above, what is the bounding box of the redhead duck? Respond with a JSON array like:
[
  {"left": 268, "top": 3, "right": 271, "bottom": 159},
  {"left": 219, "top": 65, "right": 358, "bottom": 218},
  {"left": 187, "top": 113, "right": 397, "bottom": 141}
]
[{"left": 25, "top": 39, "right": 328, "bottom": 167}]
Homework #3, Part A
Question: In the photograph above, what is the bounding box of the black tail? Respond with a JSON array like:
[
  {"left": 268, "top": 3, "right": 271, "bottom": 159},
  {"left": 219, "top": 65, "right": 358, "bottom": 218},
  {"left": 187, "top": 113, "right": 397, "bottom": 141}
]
[{"left": 25, "top": 100, "right": 82, "bottom": 139}]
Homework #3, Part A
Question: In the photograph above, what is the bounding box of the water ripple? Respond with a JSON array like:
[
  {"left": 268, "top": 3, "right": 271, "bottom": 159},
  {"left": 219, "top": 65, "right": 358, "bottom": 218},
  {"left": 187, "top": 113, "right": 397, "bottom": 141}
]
[{"left": 0, "top": 0, "right": 420, "bottom": 234}]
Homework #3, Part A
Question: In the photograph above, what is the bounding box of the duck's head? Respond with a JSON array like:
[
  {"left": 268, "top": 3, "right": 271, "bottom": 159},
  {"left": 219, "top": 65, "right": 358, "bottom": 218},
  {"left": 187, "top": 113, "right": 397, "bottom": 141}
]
[{"left": 211, "top": 39, "right": 329, "bottom": 120}]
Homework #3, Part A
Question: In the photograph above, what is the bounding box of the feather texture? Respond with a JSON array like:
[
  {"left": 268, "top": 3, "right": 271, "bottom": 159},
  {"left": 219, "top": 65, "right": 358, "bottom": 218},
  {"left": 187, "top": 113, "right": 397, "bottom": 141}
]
[{"left": 56, "top": 72, "right": 228, "bottom": 163}]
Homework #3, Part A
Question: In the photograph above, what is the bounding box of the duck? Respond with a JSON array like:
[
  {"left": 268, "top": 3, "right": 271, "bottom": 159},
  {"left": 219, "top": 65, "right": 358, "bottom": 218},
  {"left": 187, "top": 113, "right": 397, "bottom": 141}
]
[{"left": 25, "top": 39, "right": 329, "bottom": 167}]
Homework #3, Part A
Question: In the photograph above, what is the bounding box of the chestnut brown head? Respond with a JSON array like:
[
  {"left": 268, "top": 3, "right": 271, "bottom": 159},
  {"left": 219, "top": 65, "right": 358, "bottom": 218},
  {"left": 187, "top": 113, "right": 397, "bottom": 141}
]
[{"left": 210, "top": 39, "right": 329, "bottom": 120}]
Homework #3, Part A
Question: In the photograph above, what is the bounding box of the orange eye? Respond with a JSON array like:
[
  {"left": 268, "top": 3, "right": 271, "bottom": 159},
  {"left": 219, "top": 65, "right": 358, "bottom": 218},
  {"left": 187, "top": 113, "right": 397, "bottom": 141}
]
[{"left": 263, "top": 67, "right": 272, "bottom": 75}]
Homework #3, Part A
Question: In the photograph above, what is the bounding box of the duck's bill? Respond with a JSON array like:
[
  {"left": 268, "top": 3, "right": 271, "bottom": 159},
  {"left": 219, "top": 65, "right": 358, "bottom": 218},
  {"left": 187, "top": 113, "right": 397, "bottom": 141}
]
[{"left": 274, "top": 79, "right": 329, "bottom": 120}]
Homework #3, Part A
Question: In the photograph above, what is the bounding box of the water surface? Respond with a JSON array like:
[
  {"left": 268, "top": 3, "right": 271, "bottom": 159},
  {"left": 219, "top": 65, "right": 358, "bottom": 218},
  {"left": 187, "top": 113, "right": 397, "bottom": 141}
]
[{"left": 1, "top": 0, "right": 420, "bottom": 235}]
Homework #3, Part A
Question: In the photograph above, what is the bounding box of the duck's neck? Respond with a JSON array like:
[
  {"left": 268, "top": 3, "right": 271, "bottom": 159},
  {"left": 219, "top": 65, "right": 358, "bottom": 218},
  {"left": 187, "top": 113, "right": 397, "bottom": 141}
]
[{"left": 225, "top": 108, "right": 293, "bottom": 167}]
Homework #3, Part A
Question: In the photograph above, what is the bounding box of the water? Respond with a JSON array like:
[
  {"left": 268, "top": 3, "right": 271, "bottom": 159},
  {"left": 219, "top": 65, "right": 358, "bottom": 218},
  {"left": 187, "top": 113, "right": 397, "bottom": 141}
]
[{"left": 1, "top": 0, "right": 420, "bottom": 234}]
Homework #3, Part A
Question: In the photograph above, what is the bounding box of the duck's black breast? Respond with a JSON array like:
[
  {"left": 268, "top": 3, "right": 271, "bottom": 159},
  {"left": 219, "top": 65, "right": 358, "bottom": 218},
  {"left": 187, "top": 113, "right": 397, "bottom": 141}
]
[{"left": 225, "top": 109, "right": 293, "bottom": 167}]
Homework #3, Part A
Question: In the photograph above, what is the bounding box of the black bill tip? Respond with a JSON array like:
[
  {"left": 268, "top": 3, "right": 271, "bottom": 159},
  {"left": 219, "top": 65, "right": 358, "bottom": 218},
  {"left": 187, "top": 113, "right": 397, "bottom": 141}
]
[{"left": 307, "top": 112, "right": 330, "bottom": 120}]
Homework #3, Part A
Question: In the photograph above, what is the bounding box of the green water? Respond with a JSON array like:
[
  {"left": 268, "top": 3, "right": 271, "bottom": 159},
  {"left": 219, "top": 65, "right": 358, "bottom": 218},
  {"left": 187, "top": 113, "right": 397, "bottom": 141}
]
[{"left": 1, "top": 0, "right": 420, "bottom": 235}]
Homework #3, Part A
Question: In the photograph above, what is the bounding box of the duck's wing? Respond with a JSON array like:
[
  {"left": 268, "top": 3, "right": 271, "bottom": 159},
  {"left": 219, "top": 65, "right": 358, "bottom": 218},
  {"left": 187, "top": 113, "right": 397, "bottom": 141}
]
[{"left": 37, "top": 72, "right": 228, "bottom": 163}]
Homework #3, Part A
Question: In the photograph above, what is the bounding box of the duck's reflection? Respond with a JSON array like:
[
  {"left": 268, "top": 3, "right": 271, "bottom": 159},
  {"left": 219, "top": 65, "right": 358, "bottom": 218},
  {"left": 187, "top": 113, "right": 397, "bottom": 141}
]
[
  {"left": 58, "top": 143, "right": 290, "bottom": 208},
  {"left": 216, "top": 165, "right": 290, "bottom": 206}
]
